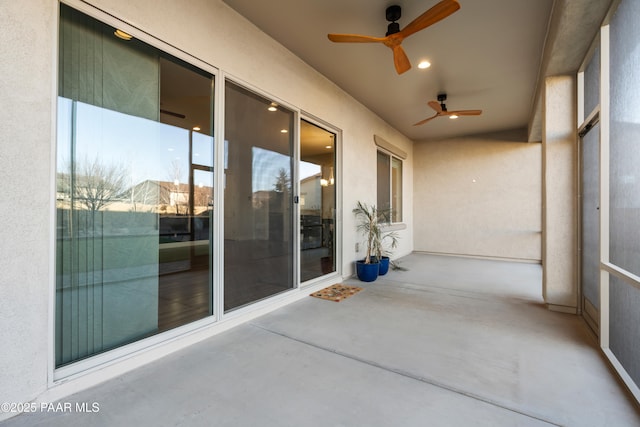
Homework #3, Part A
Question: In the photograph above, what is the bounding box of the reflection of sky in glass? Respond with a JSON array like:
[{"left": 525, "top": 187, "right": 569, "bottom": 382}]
[
  {"left": 193, "top": 132, "right": 213, "bottom": 168},
  {"left": 252, "top": 146, "right": 290, "bottom": 192},
  {"left": 57, "top": 98, "right": 73, "bottom": 173},
  {"left": 57, "top": 98, "right": 215, "bottom": 188},
  {"left": 58, "top": 97, "right": 324, "bottom": 194},
  {"left": 194, "top": 169, "right": 213, "bottom": 189},
  {"left": 300, "top": 161, "right": 320, "bottom": 180}
]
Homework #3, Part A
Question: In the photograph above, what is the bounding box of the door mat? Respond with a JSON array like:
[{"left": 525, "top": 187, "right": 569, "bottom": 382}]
[{"left": 310, "top": 284, "right": 363, "bottom": 302}]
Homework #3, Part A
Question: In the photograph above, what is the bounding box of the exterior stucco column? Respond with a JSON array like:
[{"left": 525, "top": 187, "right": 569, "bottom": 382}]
[{"left": 542, "top": 75, "right": 578, "bottom": 313}]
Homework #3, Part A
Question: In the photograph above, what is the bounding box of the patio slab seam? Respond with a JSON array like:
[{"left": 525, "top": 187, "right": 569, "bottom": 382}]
[{"left": 249, "top": 322, "right": 561, "bottom": 427}]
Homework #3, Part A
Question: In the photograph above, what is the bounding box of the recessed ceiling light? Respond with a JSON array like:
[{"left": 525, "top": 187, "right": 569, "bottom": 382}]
[
  {"left": 193, "top": 126, "right": 201, "bottom": 131},
  {"left": 268, "top": 102, "right": 278, "bottom": 112},
  {"left": 280, "top": 129, "right": 288, "bottom": 133},
  {"left": 114, "top": 29, "right": 132, "bottom": 40},
  {"left": 418, "top": 60, "right": 431, "bottom": 69},
  {"left": 325, "top": 145, "right": 332, "bottom": 149},
  {"left": 449, "top": 114, "right": 459, "bottom": 119}
]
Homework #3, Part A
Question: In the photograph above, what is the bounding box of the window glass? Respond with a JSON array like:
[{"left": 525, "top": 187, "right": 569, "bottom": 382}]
[
  {"left": 377, "top": 151, "right": 402, "bottom": 222},
  {"left": 377, "top": 151, "right": 391, "bottom": 214},
  {"left": 56, "top": 5, "right": 214, "bottom": 367},
  {"left": 391, "top": 157, "right": 403, "bottom": 222},
  {"left": 300, "top": 120, "right": 336, "bottom": 282}
]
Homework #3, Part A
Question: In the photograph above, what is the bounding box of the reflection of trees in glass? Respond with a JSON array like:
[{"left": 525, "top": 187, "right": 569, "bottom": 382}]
[
  {"left": 73, "top": 157, "right": 128, "bottom": 212},
  {"left": 128, "top": 180, "right": 160, "bottom": 213},
  {"left": 273, "top": 168, "right": 291, "bottom": 193},
  {"left": 167, "top": 159, "right": 187, "bottom": 214}
]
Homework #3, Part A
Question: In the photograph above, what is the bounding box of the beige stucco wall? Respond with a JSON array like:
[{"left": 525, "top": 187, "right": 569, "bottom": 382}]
[
  {"left": 413, "top": 130, "right": 542, "bottom": 261},
  {"left": 0, "top": 0, "right": 413, "bottom": 413},
  {"left": 542, "top": 75, "right": 578, "bottom": 311},
  {"left": 0, "top": 0, "right": 55, "bottom": 412}
]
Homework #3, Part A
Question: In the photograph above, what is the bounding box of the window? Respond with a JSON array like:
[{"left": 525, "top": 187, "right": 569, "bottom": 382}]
[{"left": 377, "top": 150, "right": 402, "bottom": 222}]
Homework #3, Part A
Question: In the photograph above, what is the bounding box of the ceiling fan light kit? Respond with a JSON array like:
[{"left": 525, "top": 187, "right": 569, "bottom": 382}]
[{"left": 327, "top": 0, "right": 460, "bottom": 74}]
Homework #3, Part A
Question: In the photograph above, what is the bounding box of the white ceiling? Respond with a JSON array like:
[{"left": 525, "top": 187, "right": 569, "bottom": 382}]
[{"left": 222, "top": 0, "right": 611, "bottom": 142}]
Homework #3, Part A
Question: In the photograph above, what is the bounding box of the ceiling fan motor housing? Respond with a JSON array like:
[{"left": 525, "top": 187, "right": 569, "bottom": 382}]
[
  {"left": 438, "top": 93, "right": 448, "bottom": 111},
  {"left": 386, "top": 5, "right": 401, "bottom": 22},
  {"left": 385, "top": 5, "right": 402, "bottom": 35}
]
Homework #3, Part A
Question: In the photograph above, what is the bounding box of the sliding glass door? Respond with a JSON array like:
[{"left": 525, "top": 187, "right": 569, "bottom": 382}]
[
  {"left": 300, "top": 120, "right": 336, "bottom": 282},
  {"left": 55, "top": 4, "right": 341, "bottom": 371},
  {"left": 224, "top": 82, "right": 295, "bottom": 311},
  {"left": 56, "top": 5, "right": 214, "bottom": 366}
]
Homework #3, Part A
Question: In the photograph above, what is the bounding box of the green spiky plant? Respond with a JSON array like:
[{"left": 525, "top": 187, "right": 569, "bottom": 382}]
[
  {"left": 353, "top": 201, "right": 399, "bottom": 264},
  {"left": 353, "top": 201, "right": 379, "bottom": 264},
  {"left": 374, "top": 222, "right": 399, "bottom": 261}
]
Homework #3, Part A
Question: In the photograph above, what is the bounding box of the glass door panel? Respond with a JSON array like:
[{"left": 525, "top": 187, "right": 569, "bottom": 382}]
[
  {"left": 224, "top": 82, "right": 295, "bottom": 311},
  {"left": 55, "top": 4, "right": 215, "bottom": 366},
  {"left": 300, "top": 120, "right": 336, "bottom": 282}
]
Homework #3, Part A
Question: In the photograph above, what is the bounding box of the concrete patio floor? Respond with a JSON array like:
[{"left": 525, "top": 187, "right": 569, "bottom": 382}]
[{"left": 4, "top": 253, "right": 640, "bottom": 426}]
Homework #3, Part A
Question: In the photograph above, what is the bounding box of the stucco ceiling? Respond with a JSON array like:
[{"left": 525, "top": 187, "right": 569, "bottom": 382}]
[{"left": 223, "top": 0, "right": 612, "bottom": 143}]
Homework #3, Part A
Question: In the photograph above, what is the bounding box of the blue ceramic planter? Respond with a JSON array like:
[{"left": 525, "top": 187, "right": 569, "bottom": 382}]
[
  {"left": 356, "top": 260, "right": 379, "bottom": 282},
  {"left": 378, "top": 256, "right": 390, "bottom": 275}
]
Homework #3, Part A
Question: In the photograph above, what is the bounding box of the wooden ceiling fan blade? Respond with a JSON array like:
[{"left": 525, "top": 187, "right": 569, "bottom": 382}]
[
  {"left": 392, "top": 45, "right": 411, "bottom": 74},
  {"left": 400, "top": 0, "right": 460, "bottom": 39},
  {"left": 413, "top": 114, "right": 439, "bottom": 126},
  {"left": 449, "top": 110, "right": 482, "bottom": 116},
  {"left": 327, "top": 34, "right": 385, "bottom": 43},
  {"left": 428, "top": 100, "right": 443, "bottom": 113}
]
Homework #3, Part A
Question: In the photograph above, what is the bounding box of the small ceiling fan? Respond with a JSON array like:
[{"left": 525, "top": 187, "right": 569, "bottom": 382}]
[
  {"left": 327, "top": 0, "right": 460, "bottom": 75},
  {"left": 413, "top": 94, "right": 482, "bottom": 126}
]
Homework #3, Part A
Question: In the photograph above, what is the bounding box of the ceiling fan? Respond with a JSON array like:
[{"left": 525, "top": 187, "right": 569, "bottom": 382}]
[
  {"left": 413, "top": 94, "right": 482, "bottom": 126},
  {"left": 327, "top": 0, "right": 460, "bottom": 75}
]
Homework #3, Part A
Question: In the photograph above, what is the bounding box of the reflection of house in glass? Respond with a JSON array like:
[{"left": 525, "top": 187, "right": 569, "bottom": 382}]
[
  {"left": 300, "top": 173, "right": 322, "bottom": 250},
  {"left": 126, "top": 180, "right": 213, "bottom": 216},
  {"left": 123, "top": 180, "right": 213, "bottom": 243}
]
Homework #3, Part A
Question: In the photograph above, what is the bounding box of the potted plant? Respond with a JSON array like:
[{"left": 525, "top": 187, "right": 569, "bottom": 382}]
[
  {"left": 374, "top": 221, "right": 399, "bottom": 276},
  {"left": 353, "top": 201, "right": 381, "bottom": 282}
]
